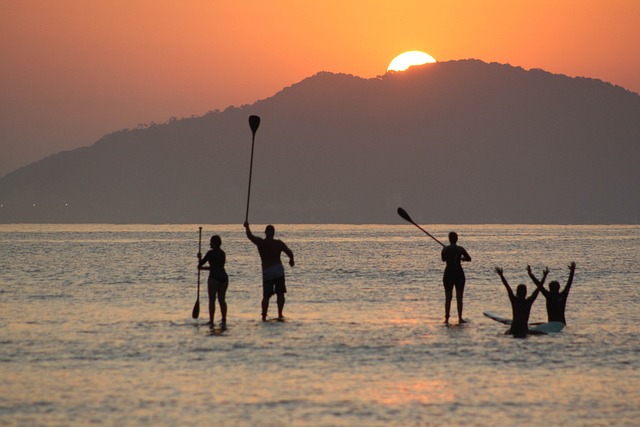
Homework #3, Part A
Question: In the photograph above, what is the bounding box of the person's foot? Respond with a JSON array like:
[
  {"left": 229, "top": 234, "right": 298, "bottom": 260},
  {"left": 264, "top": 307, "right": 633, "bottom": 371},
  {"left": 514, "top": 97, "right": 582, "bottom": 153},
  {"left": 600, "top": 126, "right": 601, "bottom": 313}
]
[
  {"left": 444, "top": 316, "right": 450, "bottom": 324},
  {"left": 278, "top": 316, "right": 285, "bottom": 322},
  {"left": 262, "top": 314, "right": 267, "bottom": 322},
  {"left": 459, "top": 318, "right": 467, "bottom": 324},
  {"left": 208, "top": 321, "right": 214, "bottom": 329}
]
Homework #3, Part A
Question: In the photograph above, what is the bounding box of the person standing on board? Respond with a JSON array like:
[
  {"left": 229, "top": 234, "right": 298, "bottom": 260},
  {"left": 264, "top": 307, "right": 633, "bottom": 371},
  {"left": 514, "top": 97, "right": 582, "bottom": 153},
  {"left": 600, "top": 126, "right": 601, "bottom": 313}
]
[
  {"left": 441, "top": 231, "right": 471, "bottom": 324},
  {"left": 527, "top": 262, "right": 576, "bottom": 325},
  {"left": 198, "top": 235, "right": 229, "bottom": 328},
  {"left": 494, "top": 266, "right": 543, "bottom": 337},
  {"left": 244, "top": 222, "right": 295, "bottom": 321}
]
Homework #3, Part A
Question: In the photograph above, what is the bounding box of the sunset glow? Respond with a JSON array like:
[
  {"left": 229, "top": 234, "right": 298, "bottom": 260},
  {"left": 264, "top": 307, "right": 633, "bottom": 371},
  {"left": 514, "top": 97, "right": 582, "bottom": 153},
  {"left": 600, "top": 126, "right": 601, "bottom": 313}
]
[
  {"left": 387, "top": 51, "right": 436, "bottom": 72},
  {"left": 1, "top": 1, "right": 639, "bottom": 178}
]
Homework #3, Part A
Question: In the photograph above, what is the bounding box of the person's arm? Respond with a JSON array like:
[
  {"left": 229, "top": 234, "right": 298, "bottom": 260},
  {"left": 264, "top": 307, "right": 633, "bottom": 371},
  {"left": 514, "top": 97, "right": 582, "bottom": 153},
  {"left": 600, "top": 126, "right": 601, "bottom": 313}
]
[
  {"left": 563, "top": 262, "right": 576, "bottom": 294},
  {"left": 244, "top": 221, "right": 259, "bottom": 244},
  {"left": 527, "top": 265, "right": 549, "bottom": 296},
  {"left": 460, "top": 247, "right": 471, "bottom": 262},
  {"left": 198, "top": 250, "right": 211, "bottom": 270},
  {"left": 528, "top": 287, "right": 540, "bottom": 303},
  {"left": 441, "top": 247, "right": 446, "bottom": 262},
  {"left": 282, "top": 243, "right": 295, "bottom": 267},
  {"left": 495, "top": 266, "right": 514, "bottom": 298}
]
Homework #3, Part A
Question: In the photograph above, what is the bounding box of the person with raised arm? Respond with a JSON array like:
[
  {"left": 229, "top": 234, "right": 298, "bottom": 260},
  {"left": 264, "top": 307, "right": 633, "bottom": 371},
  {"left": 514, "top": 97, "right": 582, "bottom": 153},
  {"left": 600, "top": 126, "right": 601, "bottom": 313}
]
[
  {"left": 244, "top": 222, "right": 295, "bottom": 321},
  {"left": 494, "top": 266, "right": 544, "bottom": 338},
  {"left": 527, "top": 262, "right": 576, "bottom": 325}
]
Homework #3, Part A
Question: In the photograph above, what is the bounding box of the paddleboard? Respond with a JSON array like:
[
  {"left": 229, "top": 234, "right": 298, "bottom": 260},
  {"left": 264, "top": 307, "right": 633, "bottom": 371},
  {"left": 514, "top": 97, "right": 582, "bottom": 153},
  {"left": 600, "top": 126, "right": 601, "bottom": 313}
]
[
  {"left": 530, "top": 321, "right": 564, "bottom": 334},
  {"left": 483, "top": 311, "right": 511, "bottom": 325},
  {"left": 483, "top": 311, "right": 564, "bottom": 334}
]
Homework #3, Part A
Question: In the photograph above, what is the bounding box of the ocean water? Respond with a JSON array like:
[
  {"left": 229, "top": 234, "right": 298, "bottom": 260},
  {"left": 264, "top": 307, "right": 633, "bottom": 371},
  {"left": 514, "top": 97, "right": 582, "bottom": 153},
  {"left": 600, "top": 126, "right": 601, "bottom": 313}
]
[{"left": 1, "top": 224, "right": 638, "bottom": 426}]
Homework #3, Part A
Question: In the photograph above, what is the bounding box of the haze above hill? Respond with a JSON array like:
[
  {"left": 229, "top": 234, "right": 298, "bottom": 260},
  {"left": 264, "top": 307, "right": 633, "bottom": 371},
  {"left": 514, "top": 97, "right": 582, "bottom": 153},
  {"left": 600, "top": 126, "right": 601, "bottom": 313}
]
[{"left": 1, "top": 59, "right": 638, "bottom": 224}]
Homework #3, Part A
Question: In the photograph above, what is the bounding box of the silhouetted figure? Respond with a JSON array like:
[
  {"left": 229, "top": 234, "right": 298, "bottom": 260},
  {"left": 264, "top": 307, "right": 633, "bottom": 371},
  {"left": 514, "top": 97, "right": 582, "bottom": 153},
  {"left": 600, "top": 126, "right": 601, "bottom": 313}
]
[
  {"left": 198, "top": 235, "right": 228, "bottom": 328},
  {"left": 244, "top": 222, "right": 295, "bottom": 321},
  {"left": 527, "top": 262, "right": 576, "bottom": 325},
  {"left": 441, "top": 232, "right": 471, "bottom": 324},
  {"left": 495, "top": 266, "right": 543, "bottom": 337}
]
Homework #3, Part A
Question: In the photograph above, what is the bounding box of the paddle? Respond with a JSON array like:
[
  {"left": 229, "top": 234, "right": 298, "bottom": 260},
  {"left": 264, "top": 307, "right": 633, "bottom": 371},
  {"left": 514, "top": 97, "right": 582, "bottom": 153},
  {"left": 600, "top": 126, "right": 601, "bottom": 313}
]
[
  {"left": 192, "top": 226, "right": 202, "bottom": 319},
  {"left": 245, "top": 115, "right": 261, "bottom": 223},
  {"left": 397, "top": 207, "right": 445, "bottom": 247}
]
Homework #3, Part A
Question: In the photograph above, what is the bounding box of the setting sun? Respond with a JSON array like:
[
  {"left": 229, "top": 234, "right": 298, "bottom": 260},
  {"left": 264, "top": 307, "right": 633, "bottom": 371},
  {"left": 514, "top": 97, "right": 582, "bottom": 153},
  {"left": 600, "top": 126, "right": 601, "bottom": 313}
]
[{"left": 387, "top": 51, "right": 436, "bottom": 72}]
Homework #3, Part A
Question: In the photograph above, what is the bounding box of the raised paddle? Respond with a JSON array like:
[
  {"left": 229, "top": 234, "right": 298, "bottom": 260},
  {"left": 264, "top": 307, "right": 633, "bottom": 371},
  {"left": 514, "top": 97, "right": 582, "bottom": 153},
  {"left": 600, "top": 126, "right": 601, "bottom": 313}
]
[
  {"left": 192, "top": 226, "right": 202, "bottom": 319},
  {"left": 245, "top": 115, "right": 261, "bottom": 223},
  {"left": 397, "top": 207, "right": 445, "bottom": 247}
]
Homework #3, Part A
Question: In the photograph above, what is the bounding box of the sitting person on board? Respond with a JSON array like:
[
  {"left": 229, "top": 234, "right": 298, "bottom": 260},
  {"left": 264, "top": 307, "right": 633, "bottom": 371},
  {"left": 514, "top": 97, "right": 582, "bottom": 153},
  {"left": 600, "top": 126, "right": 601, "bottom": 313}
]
[
  {"left": 494, "top": 266, "right": 544, "bottom": 338},
  {"left": 527, "top": 262, "right": 576, "bottom": 325},
  {"left": 198, "top": 235, "right": 229, "bottom": 328}
]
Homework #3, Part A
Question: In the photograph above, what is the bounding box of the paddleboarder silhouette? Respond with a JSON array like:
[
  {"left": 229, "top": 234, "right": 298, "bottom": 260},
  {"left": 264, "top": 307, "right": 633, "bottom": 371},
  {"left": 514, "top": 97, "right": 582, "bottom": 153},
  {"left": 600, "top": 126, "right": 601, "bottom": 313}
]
[
  {"left": 198, "top": 235, "right": 229, "bottom": 328},
  {"left": 244, "top": 222, "right": 294, "bottom": 321},
  {"left": 527, "top": 262, "right": 576, "bottom": 325},
  {"left": 495, "top": 266, "right": 543, "bottom": 337},
  {"left": 441, "top": 232, "right": 471, "bottom": 324}
]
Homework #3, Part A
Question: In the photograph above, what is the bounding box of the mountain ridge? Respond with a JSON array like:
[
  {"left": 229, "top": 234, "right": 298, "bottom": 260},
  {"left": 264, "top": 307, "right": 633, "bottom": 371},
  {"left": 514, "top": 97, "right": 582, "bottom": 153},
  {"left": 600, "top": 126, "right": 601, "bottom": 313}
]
[{"left": 1, "top": 59, "right": 639, "bottom": 224}]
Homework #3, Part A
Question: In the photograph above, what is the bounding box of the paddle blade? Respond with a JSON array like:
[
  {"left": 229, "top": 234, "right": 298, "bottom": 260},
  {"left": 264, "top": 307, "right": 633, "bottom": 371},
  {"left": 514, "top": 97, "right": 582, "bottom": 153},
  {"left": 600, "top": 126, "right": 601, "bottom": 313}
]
[
  {"left": 249, "top": 115, "right": 260, "bottom": 134},
  {"left": 397, "top": 207, "right": 413, "bottom": 223},
  {"left": 192, "top": 299, "right": 200, "bottom": 319}
]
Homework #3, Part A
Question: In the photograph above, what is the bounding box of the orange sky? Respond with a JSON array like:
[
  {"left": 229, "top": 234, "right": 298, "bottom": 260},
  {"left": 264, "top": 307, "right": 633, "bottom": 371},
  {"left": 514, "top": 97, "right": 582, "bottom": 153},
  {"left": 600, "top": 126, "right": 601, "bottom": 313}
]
[{"left": 2, "top": 0, "right": 639, "bottom": 176}]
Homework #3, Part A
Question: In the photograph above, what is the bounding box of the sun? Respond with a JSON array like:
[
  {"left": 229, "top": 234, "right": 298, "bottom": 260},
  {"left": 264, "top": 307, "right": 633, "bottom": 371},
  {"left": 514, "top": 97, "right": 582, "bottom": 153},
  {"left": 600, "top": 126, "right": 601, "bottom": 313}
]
[{"left": 387, "top": 51, "right": 436, "bottom": 72}]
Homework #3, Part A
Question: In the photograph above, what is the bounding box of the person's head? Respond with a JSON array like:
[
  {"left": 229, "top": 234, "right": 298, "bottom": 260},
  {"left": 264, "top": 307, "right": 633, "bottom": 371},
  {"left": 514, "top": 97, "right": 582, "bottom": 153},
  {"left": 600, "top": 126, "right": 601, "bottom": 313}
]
[
  {"left": 210, "top": 235, "right": 221, "bottom": 248},
  {"left": 449, "top": 232, "right": 458, "bottom": 245},
  {"left": 516, "top": 284, "right": 527, "bottom": 298},
  {"left": 549, "top": 281, "right": 560, "bottom": 293},
  {"left": 265, "top": 225, "right": 275, "bottom": 238}
]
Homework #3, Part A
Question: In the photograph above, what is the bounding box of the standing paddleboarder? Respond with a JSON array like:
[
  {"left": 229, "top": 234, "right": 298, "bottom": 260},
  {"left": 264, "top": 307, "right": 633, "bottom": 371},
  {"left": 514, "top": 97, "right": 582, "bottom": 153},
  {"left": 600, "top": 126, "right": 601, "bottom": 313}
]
[
  {"left": 244, "top": 222, "right": 294, "bottom": 321},
  {"left": 441, "top": 232, "right": 471, "bottom": 324},
  {"left": 198, "top": 235, "right": 229, "bottom": 328}
]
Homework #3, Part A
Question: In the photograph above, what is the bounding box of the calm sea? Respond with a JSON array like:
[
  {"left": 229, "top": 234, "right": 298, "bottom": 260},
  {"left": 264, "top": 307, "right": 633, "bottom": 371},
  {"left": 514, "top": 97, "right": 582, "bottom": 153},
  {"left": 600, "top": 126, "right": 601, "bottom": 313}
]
[{"left": 1, "top": 224, "right": 638, "bottom": 426}]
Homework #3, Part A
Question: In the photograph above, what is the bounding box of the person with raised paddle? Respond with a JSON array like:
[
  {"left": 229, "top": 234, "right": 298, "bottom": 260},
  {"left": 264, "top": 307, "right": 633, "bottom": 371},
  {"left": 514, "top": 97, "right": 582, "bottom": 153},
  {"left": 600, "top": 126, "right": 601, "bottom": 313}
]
[
  {"left": 495, "top": 266, "right": 544, "bottom": 338},
  {"left": 244, "top": 222, "right": 294, "bottom": 321},
  {"left": 527, "top": 262, "right": 576, "bottom": 325},
  {"left": 441, "top": 232, "right": 471, "bottom": 325},
  {"left": 198, "top": 235, "right": 229, "bottom": 328}
]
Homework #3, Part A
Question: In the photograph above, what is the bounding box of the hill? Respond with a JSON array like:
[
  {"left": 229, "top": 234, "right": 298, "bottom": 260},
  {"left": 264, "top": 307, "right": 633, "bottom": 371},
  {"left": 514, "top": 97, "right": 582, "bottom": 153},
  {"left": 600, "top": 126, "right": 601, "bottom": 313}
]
[{"left": 1, "top": 59, "right": 639, "bottom": 224}]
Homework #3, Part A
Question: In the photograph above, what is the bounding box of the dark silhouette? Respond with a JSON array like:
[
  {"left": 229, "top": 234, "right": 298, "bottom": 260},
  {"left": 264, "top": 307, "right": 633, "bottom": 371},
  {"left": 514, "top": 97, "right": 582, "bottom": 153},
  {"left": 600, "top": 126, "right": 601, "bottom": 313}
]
[
  {"left": 527, "top": 262, "right": 576, "bottom": 324},
  {"left": 2, "top": 60, "right": 638, "bottom": 225},
  {"left": 198, "top": 235, "right": 229, "bottom": 328},
  {"left": 441, "top": 232, "right": 471, "bottom": 324},
  {"left": 495, "top": 266, "right": 544, "bottom": 337},
  {"left": 244, "top": 222, "right": 295, "bottom": 321}
]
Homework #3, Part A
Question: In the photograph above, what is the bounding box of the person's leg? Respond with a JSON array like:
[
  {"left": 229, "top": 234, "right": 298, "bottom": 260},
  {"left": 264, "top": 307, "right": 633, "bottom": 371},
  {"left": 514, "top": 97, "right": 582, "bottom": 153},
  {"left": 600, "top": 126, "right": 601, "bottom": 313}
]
[
  {"left": 276, "top": 293, "right": 285, "bottom": 319},
  {"left": 207, "top": 279, "right": 216, "bottom": 327},
  {"left": 444, "top": 285, "right": 453, "bottom": 324},
  {"left": 274, "top": 277, "right": 287, "bottom": 319},
  {"left": 455, "top": 280, "right": 466, "bottom": 323},
  {"left": 262, "top": 281, "right": 273, "bottom": 321},
  {"left": 218, "top": 281, "right": 228, "bottom": 323}
]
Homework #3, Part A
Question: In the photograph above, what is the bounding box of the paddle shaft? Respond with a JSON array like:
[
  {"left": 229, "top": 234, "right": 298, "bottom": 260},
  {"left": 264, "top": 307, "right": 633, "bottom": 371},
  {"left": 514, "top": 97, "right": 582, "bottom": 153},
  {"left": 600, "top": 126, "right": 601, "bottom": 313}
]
[
  {"left": 245, "top": 115, "right": 261, "bottom": 223},
  {"left": 192, "top": 227, "right": 202, "bottom": 319},
  {"left": 245, "top": 132, "right": 256, "bottom": 223}
]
